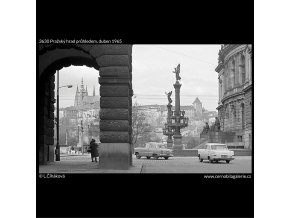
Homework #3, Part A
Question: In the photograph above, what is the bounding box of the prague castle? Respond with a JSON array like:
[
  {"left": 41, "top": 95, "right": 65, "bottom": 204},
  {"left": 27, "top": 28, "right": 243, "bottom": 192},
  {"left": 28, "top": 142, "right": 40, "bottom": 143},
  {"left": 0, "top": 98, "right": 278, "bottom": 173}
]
[
  {"left": 74, "top": 78, "right": 99, "bottom": 107},
  {"left": 216, "top": 44, "right": 252, "bottom": 149}
]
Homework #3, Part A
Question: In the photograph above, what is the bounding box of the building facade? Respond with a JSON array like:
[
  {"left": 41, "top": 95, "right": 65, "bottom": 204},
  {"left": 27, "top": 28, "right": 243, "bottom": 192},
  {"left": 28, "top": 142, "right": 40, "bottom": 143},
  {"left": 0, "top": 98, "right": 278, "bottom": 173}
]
[{"left": 216, "top": 44, "right": 252, "bottom": 149}]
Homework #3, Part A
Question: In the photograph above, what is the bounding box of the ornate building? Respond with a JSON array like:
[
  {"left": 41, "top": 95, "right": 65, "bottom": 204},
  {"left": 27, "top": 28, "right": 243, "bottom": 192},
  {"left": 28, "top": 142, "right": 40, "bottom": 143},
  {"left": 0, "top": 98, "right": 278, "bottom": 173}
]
[
  {"left": 216, "top": 44, "right": 252, "bottom": 149},
  {"left": 74, "top": 77, "right": 99, "bottom": 107}
]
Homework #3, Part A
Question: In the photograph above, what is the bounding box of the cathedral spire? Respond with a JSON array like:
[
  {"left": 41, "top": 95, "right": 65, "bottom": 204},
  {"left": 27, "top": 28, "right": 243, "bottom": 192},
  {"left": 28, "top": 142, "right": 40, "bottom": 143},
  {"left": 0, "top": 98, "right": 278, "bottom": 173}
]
[
  {"left": 81, "top": 77, "right": 84, "bottom": 89},
  {"left": 93, "top": 85, "right": 95, "bottom": 96},
  {"left": 74, "top": 86, "right": 79, "bottom": 106}
]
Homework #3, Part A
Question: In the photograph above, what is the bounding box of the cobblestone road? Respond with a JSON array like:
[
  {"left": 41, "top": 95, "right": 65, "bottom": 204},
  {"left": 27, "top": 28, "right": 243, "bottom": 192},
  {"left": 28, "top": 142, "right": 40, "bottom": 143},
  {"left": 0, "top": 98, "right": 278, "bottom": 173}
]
[{"left": 39, "top": 154, "right": 251, "bottom": 173}]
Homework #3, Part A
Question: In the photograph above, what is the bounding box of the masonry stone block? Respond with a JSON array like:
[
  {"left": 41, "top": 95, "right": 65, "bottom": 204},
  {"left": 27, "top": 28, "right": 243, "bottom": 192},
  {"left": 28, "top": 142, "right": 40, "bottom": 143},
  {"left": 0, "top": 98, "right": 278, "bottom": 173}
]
[
  {"left": 96, "top": 55, "right": 129, "bottom": 67},
  {"left": 100, "top": 120, "right": 129, "bottom": 131},
  {"left": 100, "top": 97, "right": 129, "bottom": 108},
  {"left": 46, "top": 120, "right": 54, "bottom": 128},
  {"left": 45, "top": 128, "right": 54, "bottom": 137},
  {"left": 98, "top": 77, "right": 131, "bottom": 85},
  {"left": 45, "top": 136, "right": 54, "bottom": 145},
  {"left": 100, "top": 131, "right": 129, "bottom": 143},
  {"left": 99, "top": 66, "right": 130, "bottom": 77},
  {"left": 99, "top": 109, "right": 129, "bottom": 120},
  {"left": 90, "top": 45, "right": 131, "bottom": 58},
  {"left": 100, "top": 86, "right": 129, "bottom": 97},
  {"left": 48, "top": 112, "right": 54, "bottom": 120}
]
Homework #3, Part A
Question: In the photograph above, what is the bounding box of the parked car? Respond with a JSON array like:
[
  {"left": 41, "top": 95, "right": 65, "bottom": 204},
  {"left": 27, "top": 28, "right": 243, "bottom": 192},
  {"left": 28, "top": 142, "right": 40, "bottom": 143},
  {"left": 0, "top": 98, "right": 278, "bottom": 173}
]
[
  {"left": 198, "top": 143, "right": 234, "bottom": 163},
  {"left": 134, "top": 142, "right": 173, "bottom": 159}
]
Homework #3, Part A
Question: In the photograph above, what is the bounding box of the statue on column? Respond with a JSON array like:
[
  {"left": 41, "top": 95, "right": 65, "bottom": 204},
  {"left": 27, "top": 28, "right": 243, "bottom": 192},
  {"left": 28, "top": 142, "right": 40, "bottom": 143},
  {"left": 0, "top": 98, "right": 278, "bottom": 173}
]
[
  {"left": 173, "top": 64, "right": 181, "bottom": 81},
  {"left": 165, "top": 91, "right": 173, "bottom": 105},
  {"left": 181, "top": 110, "right": 185, "bottom": 116}
]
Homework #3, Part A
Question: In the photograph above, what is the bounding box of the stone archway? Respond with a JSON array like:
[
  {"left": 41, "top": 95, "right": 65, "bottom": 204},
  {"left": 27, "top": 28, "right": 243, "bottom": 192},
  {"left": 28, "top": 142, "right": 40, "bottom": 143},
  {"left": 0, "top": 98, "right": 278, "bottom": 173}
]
[{"left": 38, "top": 44, "right": 133, "bottom": 169}]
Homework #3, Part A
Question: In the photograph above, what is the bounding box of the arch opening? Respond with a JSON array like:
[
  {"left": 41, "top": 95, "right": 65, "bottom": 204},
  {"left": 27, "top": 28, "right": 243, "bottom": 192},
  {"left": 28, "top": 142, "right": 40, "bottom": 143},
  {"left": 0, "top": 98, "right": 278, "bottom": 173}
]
[
  {"left": 38, "top": 44, "right": 133, "bottom": 170},
  {"left": 54, "top": 66, "right": 100, "bottom": 161}
]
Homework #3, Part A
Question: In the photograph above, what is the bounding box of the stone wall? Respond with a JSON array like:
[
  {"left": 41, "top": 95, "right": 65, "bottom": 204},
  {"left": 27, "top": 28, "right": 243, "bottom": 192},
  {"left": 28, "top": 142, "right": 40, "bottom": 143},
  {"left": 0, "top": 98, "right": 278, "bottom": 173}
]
[
  {"left": 200, "top": 131, "right": 236, "bottom": 144},
  {"left": 39, "top": 75, "right": 55, "bottom": 164},
  {"left": 222, "top": 94, "right": 244, "bottom": 132}
]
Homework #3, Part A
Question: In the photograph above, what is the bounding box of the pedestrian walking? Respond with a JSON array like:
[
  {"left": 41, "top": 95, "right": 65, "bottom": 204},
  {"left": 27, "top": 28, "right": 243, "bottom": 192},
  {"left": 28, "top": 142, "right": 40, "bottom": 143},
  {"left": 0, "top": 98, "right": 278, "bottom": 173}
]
[{"left": 89, "top": 139, "right": 99, "bottom": 162}]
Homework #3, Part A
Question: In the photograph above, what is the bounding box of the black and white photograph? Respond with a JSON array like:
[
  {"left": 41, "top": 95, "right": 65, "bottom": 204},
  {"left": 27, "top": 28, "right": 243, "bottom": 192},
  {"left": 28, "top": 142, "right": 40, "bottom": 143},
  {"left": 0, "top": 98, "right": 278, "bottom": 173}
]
[
  {"left": 5, "top": 1, "right": 290, "bottom": 218},
  {"left": 38, "top": 44, "right": 252, "bottom": 174},
  {"left": 33, "top": 1, "right": 257, "bottom": 218}
]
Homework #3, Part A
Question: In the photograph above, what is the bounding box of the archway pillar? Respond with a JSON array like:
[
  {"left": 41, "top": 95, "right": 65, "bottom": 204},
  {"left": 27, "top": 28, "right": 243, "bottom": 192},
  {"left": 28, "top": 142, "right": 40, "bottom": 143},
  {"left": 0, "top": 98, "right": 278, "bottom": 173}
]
[
  {"left": 39, "top": 75, "right": 56, "bottom": 164},
  {"left": 96, "top": 48, "right": 133, "bottom": 170}
]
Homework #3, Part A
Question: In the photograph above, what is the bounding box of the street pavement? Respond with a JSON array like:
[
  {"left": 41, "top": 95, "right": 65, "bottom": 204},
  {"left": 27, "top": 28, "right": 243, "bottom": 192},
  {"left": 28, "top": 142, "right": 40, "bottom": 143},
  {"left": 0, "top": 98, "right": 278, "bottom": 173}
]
[
  {"left": 39, "top": 154, "right": 252, "bottom": 174},
  {"left": 135, "top": 156, "right": 251, "bottom": 173}
]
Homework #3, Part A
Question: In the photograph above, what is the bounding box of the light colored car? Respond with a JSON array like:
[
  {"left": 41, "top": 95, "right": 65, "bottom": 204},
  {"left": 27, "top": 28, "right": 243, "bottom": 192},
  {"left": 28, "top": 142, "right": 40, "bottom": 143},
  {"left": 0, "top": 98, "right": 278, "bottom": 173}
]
[
  {"left": 198, "top": 143, "right": 234, "bottom": 163},
  {"left": 134, "top": 142, "right": 173, "bottom": 159}
]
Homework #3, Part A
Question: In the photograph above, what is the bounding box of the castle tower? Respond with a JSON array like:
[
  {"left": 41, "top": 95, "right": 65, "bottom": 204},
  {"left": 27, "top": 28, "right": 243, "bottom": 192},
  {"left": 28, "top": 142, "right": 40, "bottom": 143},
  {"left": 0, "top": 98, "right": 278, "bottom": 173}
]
[{"left": 193, "top": 97, "right": 202, "bottom": 115}]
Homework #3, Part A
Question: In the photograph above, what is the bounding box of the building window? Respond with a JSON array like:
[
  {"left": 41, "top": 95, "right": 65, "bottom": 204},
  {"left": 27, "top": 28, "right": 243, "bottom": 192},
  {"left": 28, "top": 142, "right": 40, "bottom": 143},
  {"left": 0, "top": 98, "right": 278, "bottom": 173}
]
[
  {"left": 237, "top": 135, "right": 243, "bottom": 142},
  {"left": 231, "top": 59, "right": 235, "bottom": 88},
  {"left": 225, "top": 72, "right": 227, "bottom": 91},
  {"left": 240, "top": 55, "right": 246, "bottom": 84},
  {"left": 230, "top": 104, "right": 236, "bottom": 117},
  {"left": 219, "top": 79, "right": 222, "bottom": 100},
  {"left": 225, "top": 105, "right": 229, "bottom": 119},
  {"left": 241, "top": 103, "right": 245, "bottom": 129}
]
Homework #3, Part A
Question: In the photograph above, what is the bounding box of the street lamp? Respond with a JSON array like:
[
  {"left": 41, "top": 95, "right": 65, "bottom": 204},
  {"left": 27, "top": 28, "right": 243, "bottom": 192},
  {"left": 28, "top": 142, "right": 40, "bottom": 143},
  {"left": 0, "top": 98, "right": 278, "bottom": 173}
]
[{"left": 55, "top": 70, "right": 73, "bottom": 161}]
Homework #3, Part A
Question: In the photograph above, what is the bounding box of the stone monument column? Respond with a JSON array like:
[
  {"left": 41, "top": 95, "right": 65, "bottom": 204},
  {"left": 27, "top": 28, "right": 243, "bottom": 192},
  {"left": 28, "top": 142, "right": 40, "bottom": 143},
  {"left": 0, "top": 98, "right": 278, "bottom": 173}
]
[
  {"left": 173, "top": 81, "right": 183, "bottom": 150},
  {"left": 166, "top": 104, "right": 173, "bottom": 148}
]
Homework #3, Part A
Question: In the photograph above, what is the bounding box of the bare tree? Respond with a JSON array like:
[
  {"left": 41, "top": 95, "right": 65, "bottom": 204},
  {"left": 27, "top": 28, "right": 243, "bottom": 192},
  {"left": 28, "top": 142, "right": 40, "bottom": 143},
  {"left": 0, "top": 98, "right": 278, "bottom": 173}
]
[{"left": 132, "top": 101, "right": 150, "bottom": 146}]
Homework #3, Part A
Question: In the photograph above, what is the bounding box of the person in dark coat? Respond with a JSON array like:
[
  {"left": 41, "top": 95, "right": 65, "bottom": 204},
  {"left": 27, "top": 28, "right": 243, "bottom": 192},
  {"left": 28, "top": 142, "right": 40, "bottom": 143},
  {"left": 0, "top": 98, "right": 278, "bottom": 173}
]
[{"left": 89, "top": 139, "right": 99, "bottom": 162}]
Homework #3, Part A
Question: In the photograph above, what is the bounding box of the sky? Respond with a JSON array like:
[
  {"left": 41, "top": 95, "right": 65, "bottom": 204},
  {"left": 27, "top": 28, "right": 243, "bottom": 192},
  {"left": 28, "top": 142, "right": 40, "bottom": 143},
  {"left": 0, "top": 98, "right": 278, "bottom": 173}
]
[{"left": 57, "top": 44, "right": 221, "bottom": 111}]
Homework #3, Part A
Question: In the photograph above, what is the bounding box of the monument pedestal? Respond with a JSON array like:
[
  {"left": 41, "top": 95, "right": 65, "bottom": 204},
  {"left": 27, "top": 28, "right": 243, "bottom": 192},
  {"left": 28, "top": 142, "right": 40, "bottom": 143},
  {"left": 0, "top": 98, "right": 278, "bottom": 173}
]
[
  {"left": 167, "top": 137, "right": 173, "bottom": 149},
  {"left": 173, "top": 134, "right": 183, "bottom": 150}
]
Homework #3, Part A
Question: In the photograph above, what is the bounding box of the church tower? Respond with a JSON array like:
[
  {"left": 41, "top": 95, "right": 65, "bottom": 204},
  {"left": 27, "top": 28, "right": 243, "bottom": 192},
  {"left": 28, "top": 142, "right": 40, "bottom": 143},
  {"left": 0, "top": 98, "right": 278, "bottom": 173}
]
[
  {"left": 74, "top": 85, "right": 80, "bottom": 106},
  {"left": 80, "top": 77, "right": 86, "bottom": 102}
]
